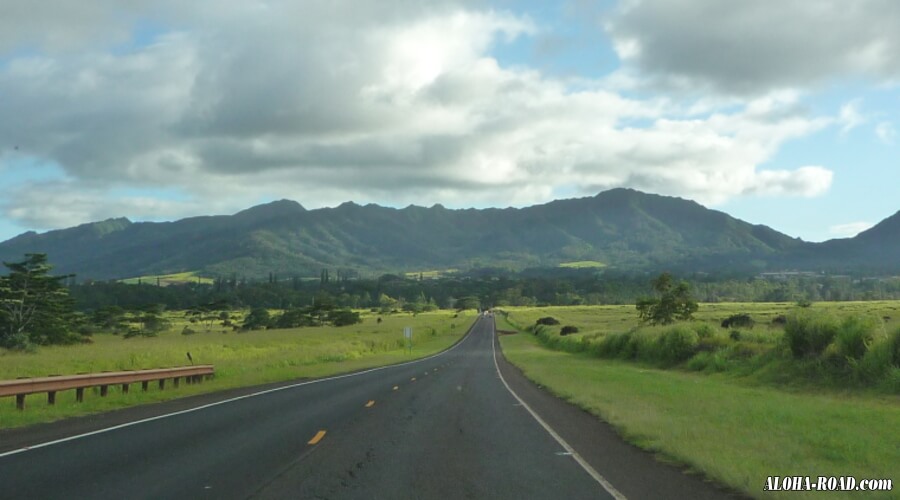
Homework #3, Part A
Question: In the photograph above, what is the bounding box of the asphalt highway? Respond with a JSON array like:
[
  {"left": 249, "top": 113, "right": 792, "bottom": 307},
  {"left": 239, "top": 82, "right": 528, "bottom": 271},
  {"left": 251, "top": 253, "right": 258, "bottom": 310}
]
[{"left": 0, "top": 316, "right": 738, "bottom": 499}]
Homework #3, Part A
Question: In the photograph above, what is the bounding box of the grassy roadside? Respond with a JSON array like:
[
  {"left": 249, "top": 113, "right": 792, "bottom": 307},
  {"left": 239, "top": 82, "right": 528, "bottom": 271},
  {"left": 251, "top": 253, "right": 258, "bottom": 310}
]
[
  {"left": 0, "top": 311, "right": 472, "bottom": 430},
  {"left": 497, "top": 314, "right": 899, "bottom": 499}
]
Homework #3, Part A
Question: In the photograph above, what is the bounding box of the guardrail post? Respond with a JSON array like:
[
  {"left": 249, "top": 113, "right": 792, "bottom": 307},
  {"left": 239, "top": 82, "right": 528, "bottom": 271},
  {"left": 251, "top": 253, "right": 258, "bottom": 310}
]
[
  {"left": 173, "top": 377, "right": 180, "bottom": 388},
  {"left": 76, "top": 387, "right": 84, "bottom": 403},
  {"left": 122, "top": 384, "right": 129, "bottom": 394},
  {"left": 100, "top": 385, "right": 109, "bottom": 397},
  {"left": 16, "top": 394, "right": 25, "bottom": 410},
  {"left": 48, "top": 391, "right": 56, "bottom": 405},
  {"left": 142, "top": 381, "right": 149, "bottom": 391},
  {"left": 158, "top": 379, "right": 165, "bottom": 390}
]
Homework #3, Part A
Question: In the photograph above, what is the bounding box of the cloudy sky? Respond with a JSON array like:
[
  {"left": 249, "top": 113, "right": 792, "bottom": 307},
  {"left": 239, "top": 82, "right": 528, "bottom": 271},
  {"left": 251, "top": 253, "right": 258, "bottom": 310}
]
[{"left": 1, "top": 0, "right": 897, "bottom": 242}]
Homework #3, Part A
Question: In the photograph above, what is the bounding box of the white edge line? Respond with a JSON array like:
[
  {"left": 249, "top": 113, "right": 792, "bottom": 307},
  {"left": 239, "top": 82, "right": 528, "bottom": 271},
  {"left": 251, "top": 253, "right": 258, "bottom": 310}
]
[
  {"left": 490, "top": 318, "right": 628, "bottom": 500},
  {"left": 0, "top": 320, "right": 477, "bottom": 459}
]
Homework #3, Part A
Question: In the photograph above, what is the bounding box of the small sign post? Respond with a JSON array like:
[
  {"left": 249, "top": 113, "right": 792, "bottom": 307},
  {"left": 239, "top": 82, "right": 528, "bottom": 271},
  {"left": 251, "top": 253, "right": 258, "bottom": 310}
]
[{"left": 403, "top": 327, "right": 412, "bottom": 354}]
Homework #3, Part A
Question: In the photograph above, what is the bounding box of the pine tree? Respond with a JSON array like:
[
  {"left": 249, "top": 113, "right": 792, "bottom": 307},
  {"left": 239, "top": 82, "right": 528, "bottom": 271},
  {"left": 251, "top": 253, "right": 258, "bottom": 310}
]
[{"left": 0, "top": 254, "right": 78, "bottom": 348}]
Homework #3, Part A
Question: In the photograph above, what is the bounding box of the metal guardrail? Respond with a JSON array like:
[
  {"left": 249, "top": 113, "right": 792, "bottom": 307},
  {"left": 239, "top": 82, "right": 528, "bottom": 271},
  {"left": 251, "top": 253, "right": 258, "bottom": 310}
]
[{"left": 0, "top": 365, "right": 215, "bottom": 410}]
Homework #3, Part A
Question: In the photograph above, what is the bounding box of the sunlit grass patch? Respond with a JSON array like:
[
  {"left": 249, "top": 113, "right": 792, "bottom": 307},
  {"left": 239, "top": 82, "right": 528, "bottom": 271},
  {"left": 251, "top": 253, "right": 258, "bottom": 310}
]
[
  {"left": 0, "top": 310, "right": 473, "bottom": 429},
  {"left": 119, "top": 271, "right": 214, "bottom": 286},
  {"left": 558, "top": 260, "right": 607, "bottom": 268}
]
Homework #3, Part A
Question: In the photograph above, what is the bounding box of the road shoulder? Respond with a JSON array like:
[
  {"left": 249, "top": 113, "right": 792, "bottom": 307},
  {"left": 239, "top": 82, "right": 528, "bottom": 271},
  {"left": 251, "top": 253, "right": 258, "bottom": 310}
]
[{"left": 493, "top": 331, "right": 748, "bottom": 499}]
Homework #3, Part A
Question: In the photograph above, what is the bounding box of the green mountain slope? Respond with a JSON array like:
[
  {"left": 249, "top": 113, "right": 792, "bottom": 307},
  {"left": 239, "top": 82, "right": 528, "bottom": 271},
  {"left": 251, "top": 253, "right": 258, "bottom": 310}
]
[{"left": 1, "top": 188, "right": 891, "bottom": 280}]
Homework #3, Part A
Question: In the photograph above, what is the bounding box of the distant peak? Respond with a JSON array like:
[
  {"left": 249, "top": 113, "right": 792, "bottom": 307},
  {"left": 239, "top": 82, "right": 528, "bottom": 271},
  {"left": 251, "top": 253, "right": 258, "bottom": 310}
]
[
  {"left": 234, "top": 200, "right": 306, "bottom": 220},
  {"left": 236, "top": 199, "right": 306, "bottom": 217}
]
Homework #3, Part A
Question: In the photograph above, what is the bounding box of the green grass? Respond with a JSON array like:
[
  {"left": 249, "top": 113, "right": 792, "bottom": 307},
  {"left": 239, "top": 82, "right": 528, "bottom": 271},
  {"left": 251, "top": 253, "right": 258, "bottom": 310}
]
[
  {"left": 498, "top": 316, "right": 900, "bottom": 499},
  {"left": 502, "top": 302, "right": 900, "bottom": 392},
  {"left": 558, "top": 260, "right": 607, "bottom": 268},
  {"left": 0, "top": 310, "right": 473, "bottom": 429},
  {"left": 119, "top": 271, "right": 214, "bottom": 286}
]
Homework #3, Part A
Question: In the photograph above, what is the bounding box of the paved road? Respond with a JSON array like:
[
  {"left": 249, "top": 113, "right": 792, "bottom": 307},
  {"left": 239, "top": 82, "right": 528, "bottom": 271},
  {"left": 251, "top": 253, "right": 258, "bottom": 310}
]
[{"left": 0, "top": 317, "right": 737, "bottom": 499}]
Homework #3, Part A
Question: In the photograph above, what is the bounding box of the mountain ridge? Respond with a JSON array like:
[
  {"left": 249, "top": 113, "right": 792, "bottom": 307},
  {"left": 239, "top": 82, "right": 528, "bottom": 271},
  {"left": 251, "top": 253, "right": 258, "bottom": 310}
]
[{"left": 0, "top": 188, "right": 895, "bottom": 279}]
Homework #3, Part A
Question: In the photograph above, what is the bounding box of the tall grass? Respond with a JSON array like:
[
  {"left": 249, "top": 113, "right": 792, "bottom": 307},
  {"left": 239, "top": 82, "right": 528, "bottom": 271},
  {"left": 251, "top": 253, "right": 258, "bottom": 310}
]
[{"left": 501, "top": 303, "right": 900, "bottom": 393}]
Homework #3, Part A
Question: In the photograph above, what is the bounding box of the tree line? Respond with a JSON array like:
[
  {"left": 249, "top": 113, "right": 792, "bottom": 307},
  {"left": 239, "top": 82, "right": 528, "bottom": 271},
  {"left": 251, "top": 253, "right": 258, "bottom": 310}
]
[{"left": 4, "top": 252, "right": 900, "bottom": 349}]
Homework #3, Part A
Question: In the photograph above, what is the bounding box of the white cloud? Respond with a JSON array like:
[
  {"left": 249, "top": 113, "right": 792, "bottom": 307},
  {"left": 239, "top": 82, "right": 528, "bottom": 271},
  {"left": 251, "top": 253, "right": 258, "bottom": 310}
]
[
  {"left": 876, "top": 121, "right": 896, "bottom": 144},
  {"left": 829, "top": 221, "right": 875, "bottom": 238},
  {"left": 607, "top": 0, "right": 900, "bottom": 94},
  {"left": 838, "top": 99, "right": 866, "bottom": 135},
  {"left": 0, "top": 1, "right": 837, "bottom": 232}
]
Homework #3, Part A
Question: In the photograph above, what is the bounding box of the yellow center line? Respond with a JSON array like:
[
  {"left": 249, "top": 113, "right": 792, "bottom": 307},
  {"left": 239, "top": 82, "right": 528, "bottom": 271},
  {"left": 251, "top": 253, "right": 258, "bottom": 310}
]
[
  {"left": 365, "top": 400, "right": 375, "bottom": 408},
  {"left": 307, "top": 430, "right": 326, "bottom": 445},
  {"left": 411, "top": 377, "right": 416, "bottom": 381},
  {"left": 393, "top": 386, "right": 399, "bottom": 391}
]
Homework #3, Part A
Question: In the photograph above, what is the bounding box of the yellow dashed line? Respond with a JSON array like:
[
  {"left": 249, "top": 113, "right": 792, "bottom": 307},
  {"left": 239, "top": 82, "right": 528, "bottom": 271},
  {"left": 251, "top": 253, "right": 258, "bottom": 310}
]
[
  {"left": 307, "top": 430, "right": 326, "bottom": 445},
  {"left": 393, "top": 386, "right": 399, "bottom": 391},
  {"left": 365, "top": 400, "right": 375, "bottom": 408},
  {"left": 411, "top": 377, "right": 416, "bottom": 382}
]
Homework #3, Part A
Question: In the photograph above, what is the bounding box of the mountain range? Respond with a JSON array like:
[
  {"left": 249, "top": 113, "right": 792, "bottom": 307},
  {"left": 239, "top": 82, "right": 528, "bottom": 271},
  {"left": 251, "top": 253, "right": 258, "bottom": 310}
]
[{"left": 0, "top": 188, "right": 897, "bottom": 280}]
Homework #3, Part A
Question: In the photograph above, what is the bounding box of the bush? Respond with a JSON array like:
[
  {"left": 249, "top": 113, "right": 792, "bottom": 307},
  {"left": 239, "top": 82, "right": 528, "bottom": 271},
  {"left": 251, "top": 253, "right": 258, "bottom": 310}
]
[
  {"left": 783, "top": 310, "right": 840, "bottom": 358},
  {"left": 693, "top": 323, "right": 715, "bottom": 339},
  {"left": 729, "top": 330, "right": 742, "bottom": 341},
  {"left": 721, "top": 313, "right": 754, "bottom": 329},
  {"left": 181, "top": 326, "right": 197, "bottom": 336},
  {"left": 771, "top": 315, "right": 787, "bottom": 325},
  {"left": 560, "top": 325, "right": 579, "bottom": 336},
  {"left": 597, "top": 331, "right": 632, "bottom": 357},
  {"left": 687, "top": 351, "right": 729, "bottom": 372},
  {"left": 658, "top": 326, "right": 699, "bottom": 364},
  {"left": 536, "top": 317, "right": 560, "bottom": 326},
  {"left": 329, "top": 309, "right": 362, "bottom": 327},
  {"left": 834, "top": 315, "right": 882, "bottom": 360}
]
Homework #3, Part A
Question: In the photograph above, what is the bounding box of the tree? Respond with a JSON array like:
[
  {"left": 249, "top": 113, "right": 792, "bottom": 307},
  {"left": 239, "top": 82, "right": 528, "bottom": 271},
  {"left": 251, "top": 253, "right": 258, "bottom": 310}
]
[
  {"left": 243, "top": 307, "right": 271, "bottom": 330},
  {"left": 0, "top": 254, "right": 79, "bottom": 348},
  {"left": 635, "top": 272, "right": 698, "bottom": 325},
  {"left": 455, "top": 296, "right": 481, "bottom": 311},
  {"left": 328, "top": 309, "right": 361, "bottom": 327}
]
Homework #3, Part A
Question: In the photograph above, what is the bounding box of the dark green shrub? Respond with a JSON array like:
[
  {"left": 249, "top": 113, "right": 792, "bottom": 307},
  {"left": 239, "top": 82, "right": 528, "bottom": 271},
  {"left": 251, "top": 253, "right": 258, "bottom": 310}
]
[
  {"left": 242, "top": 307, "right": 271, "bottom": 330},
  {"left": 729, "top": 330, "right": 742, "bottom": 341},
  {"left": 783, "top": 310, "right": 840, "bottom": 358},
  {"left": 536, "top": 317, "right": 560, "bottom": 326},
  {"left": 721, "top": 313, "right": 754, "bottom": 329},
  {"left": 181, "top": 326, "right": 197, "bottom": 336},
  {"left": 560, "top": 325, "right": 579, "bottom": 336}
]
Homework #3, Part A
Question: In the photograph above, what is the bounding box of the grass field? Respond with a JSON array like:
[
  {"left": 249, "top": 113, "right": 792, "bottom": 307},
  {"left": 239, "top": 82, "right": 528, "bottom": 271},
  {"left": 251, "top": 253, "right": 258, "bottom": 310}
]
[
  {"left": 0, "top": 310, "right": 473, "bottom": 429},
  {"left": 497, "top": 312, "right": 899, "bottom": 499}
]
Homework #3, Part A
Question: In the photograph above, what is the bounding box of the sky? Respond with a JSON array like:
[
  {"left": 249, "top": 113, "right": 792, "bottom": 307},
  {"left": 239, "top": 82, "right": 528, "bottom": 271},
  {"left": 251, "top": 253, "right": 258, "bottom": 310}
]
[{"left": 0, "top": 0, "right": 897, "bottom": 243}]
